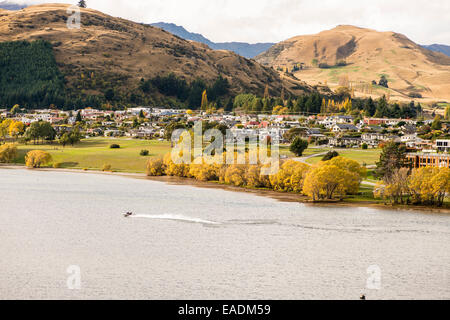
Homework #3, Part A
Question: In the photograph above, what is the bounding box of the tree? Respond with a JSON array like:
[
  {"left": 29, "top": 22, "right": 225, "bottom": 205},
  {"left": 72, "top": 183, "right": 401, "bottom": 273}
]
[
  {"left": 445, "top": 105, "right": 450, "bottom": 120},
  {"left": 25, "top": 150, "right": 52, "bottom": 168},
  {"left": 378, "top": 75, "right": 389, "bottom": 88},
  {"left": 290, "top": 137, "right": 308, "bottom": 157},
  {"left": 0, "top": 143, "right": 17, "bottom": 163},
  {"left": 201, "top": 90, "right": 208, "bottom": 111},
  {"left": 374, "top": 167, "right": 410, "bottom": 205},
  {"left": 75, "top": 111, "right": 82, "bottom": 123},
  {"left": 8, "top": 121, "right": 25, "bottom": 139},
  {"left": 146, "top": 157, "right": 166, "bottom": 176},
  {"left": 269, "top": 160, "right": 310, "bottom": 193},
  {"left": 375, "top": 141, "right": 410, "bottom": 179},
  {"left": 263, "top": 84, "right": 270, "bottom": 100},
  {"left": 303, "top": 164, "right": 357, "bottom": 201},
  {"left": 10, "top": 104, "right": 20, "bottom": 115},
  {"left": 431, "top": 115, "right": 442, "bottom": 131},
  {"left": 78, "top": 0, "right": 87, "bottom": 8}
]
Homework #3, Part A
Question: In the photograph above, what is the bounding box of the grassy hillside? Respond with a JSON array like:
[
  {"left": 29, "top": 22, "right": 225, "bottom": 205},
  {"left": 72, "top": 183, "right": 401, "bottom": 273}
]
[
  {"left": 0, "top": 4, "right": 313, "bottom": 109},
  {"left": 256, "top": 25, "right": 450, "bottom": 103}
]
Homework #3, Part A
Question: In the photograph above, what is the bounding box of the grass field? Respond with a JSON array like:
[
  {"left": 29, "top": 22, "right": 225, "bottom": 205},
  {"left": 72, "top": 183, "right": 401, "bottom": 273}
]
[
  {"left": 305, "top": 148, "right": 381, "bottom": 165},
  {"left": 14, "top": 138, "right": 171, "bottom": 173},
  {"left": 11, "top": 138, "right": 381, "bottom": 174}
]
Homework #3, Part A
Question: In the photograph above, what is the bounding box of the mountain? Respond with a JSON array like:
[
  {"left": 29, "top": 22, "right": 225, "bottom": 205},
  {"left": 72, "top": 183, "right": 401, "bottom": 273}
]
[
  {"left": 256, "top": 25, "right": 450, "bottom": 102},
  {"left": 0, "top": 4, "right": 313, "bottom": 108},
  {"left": 422, "top": 44, "right": 450, "bottom": 57},
  {"left": 150, "top": 22, "right": 275, "bottom": 59},
  {"left": 0, "top": 1, "right": 27, "bottom": 10}
]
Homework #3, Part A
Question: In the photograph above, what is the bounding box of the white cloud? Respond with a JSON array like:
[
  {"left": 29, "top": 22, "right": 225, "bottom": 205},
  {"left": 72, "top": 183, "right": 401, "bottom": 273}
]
[{"left": 14, "top": 0, "right": 450, "bottom": 44}]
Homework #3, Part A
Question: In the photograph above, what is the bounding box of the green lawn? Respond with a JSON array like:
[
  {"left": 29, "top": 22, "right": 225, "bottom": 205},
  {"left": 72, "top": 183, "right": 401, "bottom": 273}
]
[
  {"left": 306, "top": 148, "right": 381, "bottom": 166},
  {"left": 14, "top": 137, "right": 171, "bottom": 173}
]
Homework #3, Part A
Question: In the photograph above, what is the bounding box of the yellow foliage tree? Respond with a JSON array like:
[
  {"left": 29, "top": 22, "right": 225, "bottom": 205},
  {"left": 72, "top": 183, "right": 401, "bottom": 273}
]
[
  {"left": 246, "top": 165, "right": 271, "bottom": 188},
  {"left": 303, "top": 159, "right": 363, "bottom": 201},
  {"left": 201, "top": 90, "right": 208, "bottom": 111},
  {"left": 224, "top": 165, "right": 247, "bottom": 186},
  {"left": 0, "top": 143, "right": 17, "bottom": 163},
  {"left": 8, "top": 121, "right": 25, "bottom": 138},
  {"left": 163, "top": 153, "right": 190, "bottom": 177},
  {"left": 146, "top": 157, "right": 166, "bottom": 176},
  {"left": 25, "top": 150, "right": 52, "bottom": 168},
  {"left": 269, "top": 160, "right": 310, "bottom": 193}
]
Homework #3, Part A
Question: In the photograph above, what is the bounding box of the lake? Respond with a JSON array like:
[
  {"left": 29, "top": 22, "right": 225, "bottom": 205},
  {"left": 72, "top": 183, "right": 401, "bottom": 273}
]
[{"left": 0, "top": 168, "right": 449, "bottom": 299}]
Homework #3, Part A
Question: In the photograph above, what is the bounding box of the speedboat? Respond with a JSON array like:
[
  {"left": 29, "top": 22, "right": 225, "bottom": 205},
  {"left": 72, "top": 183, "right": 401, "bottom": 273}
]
[{"left": 123, "top": 212, "right": 133, "bottom": 218}]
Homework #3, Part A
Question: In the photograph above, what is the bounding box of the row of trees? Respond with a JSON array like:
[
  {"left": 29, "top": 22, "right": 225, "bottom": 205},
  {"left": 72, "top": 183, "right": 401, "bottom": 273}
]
[
  {"left": 374, "top": 141, "right": 450, "bottom": 207},
  {"left": 375, "top": 167, "right": 450, "bottom": 206},
  {"left": 0, "top": 119, "right": 25, "bottom": 142},
  {"left": 140, "top": 74, "right": 230, "bottom": 109},
  {"left": 146, "top": 153, "right": 366, "bottom": 201}
]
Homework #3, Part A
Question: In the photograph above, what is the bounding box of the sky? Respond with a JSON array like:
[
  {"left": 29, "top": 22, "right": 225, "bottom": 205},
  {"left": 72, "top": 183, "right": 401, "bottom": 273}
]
[{"left": 11, "top": 0, "right": 450, "bottom": 45}]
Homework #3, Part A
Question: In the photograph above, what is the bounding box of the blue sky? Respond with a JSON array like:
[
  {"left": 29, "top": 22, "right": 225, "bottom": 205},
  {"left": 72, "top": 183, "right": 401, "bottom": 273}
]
[{"left": 12, "top": 0, "right": 450, "bottom": 44}]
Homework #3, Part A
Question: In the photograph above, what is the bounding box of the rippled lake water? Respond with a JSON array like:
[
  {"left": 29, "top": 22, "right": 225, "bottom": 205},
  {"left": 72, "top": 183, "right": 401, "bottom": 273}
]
[{"left": 0, "top": 168, "right": 449, "bottom": 300}]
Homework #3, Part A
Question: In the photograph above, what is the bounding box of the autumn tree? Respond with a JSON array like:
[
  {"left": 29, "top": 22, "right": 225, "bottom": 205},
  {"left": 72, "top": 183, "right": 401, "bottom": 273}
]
[
  {"left": 201, "top": 90, "right": 208, "bottom": 111},
  {"left": 146, "top": 157, "right": 166, "bottom": 176},
  {"left": 303, "top": 157, "right": 364, "bottom": 201},
  {"left": 269, "top": 160, "right": 310, "bottom": 193},
  {"left": 445, "top": 105, "right": 450, "bottom": 120},
  {"left": 0, "top": 143, "right": 17, "bottom": 163},
  {"left": 10, "top": 104, "right": 20, "bottom": 115},
  {"left": 25, "top": 150, "right": 52, "bottom": 168}
]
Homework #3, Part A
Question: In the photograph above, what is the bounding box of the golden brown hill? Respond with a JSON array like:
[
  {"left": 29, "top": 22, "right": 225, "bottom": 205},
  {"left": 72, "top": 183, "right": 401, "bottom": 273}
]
[
  {"left": 256, "top": 25, "right": 450, "bottom": 102},
  {"left": 0, "top": 4, "right": 313, "bottom": 103}
]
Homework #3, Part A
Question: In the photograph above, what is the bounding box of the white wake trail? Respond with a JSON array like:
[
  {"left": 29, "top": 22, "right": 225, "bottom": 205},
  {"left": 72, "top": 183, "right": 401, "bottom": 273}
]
[{"left": 130, "top": 214, "right": 220, "bottom": 225}]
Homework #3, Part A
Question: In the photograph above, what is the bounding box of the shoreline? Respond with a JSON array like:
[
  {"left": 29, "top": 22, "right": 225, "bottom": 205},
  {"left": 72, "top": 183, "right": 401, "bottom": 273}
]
[{"left": 1, "top": 164, "right": 450, "bottom": 214}]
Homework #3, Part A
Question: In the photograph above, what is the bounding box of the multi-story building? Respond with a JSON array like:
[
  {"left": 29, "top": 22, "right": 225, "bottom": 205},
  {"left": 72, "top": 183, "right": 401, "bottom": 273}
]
[
  {"left": 407, "top": 153, "right": 450, "bottom": 168},
  {"left": 436, "top": 140, "right": 450, "bottom": 153}
]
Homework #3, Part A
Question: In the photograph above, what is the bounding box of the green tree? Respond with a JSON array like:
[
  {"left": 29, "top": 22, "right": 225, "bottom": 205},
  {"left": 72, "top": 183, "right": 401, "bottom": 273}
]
[
  {"left": 290, "top": 137, "right": 309, "bottom": 157},
  {"left": 376, "top": 141, "right": 410, "bottom": 179},
  {"left": 378, "top": 75, "right": 389, "bottom": 88},
  {"left": 75, "top": 111, "right": 82, "bottom": 123},
  {"left": 78, "top": 0, "right": 87, "bottom": 8},
  {"left": 431, "top": 115, "right": 442, "bottom": 130}
]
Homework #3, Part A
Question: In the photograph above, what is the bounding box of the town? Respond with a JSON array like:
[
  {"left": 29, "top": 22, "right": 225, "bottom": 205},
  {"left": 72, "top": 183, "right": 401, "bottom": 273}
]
[{"left": 1, "top": 106, "right": 449, "bottom": 169}]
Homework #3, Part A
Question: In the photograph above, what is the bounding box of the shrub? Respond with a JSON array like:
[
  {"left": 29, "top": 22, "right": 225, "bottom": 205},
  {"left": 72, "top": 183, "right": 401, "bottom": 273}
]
[
  {"left": 362, "top": 143, "right": 368, "bottom": 150},
  {"left": 110, "top": 144, "right": 120, "bottom": 149},
  {"left": 102, "top": 164, "right": 112, "bottom": 172},
  {"left": 322, "top": 151, "right": 339, "bottom": 161},
  {"left": 140, "top": 149, "right": 149, "bottom": 156},
  {"left": 53, "top": 162, "right": 62, "bottom": 168},
  {"left": 146, "top": 158, "right": 165, "bottom": 176},
  {"left": 25, "top": 150, "right": 52, "bottom": 168},
  {"left": 224, "top": 165, "right": 247, "bottom": 187},
  {"left": 0, "top": 143, "right": 18, "bottom": 163}
]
